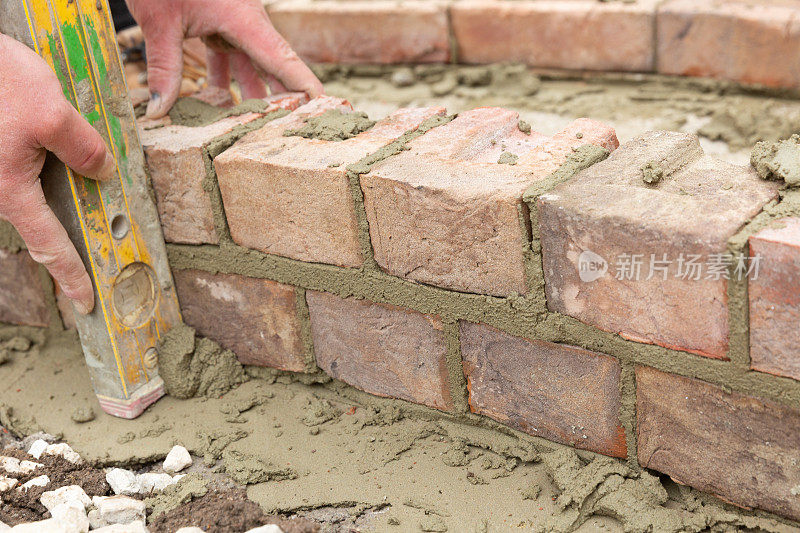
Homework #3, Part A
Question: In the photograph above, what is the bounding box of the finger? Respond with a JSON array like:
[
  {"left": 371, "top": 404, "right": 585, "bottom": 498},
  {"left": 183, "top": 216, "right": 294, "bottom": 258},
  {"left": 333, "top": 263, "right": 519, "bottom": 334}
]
[
  {"left": 142, "top": 23, "right": 185, "bottom": 118},
  {"left": 206, "top": 48, "right": 231, "bottom": 89},
  {"left": 265, "top": 74, "right": 287, "bottom": 96},
  {"left": 230, "top": 53, "right": 267, "bottom": 100},
  {"left": 8, "top": 184, "right": 94, "bottom": 314},
  {"left": 221, "top": 15, "right": 323, "bottom": 97},
  {"left": 35, "top": 103, "right": 116, "bottom": 182}
]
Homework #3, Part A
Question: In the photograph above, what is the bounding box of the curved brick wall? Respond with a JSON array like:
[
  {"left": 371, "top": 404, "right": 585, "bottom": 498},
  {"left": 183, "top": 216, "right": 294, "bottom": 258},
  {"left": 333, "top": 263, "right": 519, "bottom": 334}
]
[
  {"left": 2, "top": 90, "right": 800, "bottom": 522},
  {"left": 265, "top": 0, "right": 800, "bottom": 90}
]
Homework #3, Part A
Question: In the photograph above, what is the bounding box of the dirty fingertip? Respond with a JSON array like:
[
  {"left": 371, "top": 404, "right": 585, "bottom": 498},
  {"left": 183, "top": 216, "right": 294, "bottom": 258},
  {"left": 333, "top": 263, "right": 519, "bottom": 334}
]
[
  {"left": 73, "top": 298, "right": 93, "bottom": 316},
  {"left": 145, "top": 92, "right": 167, "bottom": 119},
  {"left": 97, "top": 151, "right": 117, "bottom": 181}
]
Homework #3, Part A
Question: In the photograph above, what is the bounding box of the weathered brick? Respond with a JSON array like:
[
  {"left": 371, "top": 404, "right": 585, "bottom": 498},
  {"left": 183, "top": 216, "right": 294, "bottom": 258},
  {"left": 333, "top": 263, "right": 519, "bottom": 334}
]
[
  {"left": 538, "top": 131, "right": 779, "bottom": 358},
  {"left": 362, "top": 108, "right": 617, "bottom": 296},
  {"left": 451, "top": 0, "right": 657, "bottom": 71},
  {"left": 140, "top": 93, "right": 304, "bottom": 245},
  {"left": 0, "top": 249, "right": 50, "bottom": 328},
  {"left": 215, "top": 97, "right": 445, "bottom": 267},
  {"left": 306, "top": 291, "right": 452, "bottom": 410},
  {"left": 173, "top": 269, "right": 307, "bottom": 371},
  {"left": 658, "top": 0, "right": 800, "bottom": 89},
  {"left": 460, "top": 321, "right": 626, "bottom": 457},
  {"left": 636, "top": 366, "right": 800, "bottom": 521},
  {"left": 268, "top": 0, "right": 450, "bottom": 64},
  {"left": 749, "top": 217, "right": 800, "bottom": 380}
]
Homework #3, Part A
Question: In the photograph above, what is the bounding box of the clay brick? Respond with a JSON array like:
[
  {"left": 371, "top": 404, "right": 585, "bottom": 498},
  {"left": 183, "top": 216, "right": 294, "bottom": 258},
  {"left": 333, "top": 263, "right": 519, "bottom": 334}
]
[
  {"left": 451, "top": 0, "right": 657, "bottom": 71},
  {"left": 461, "top": 321, "right": 626, "bottom": 457},
  {"left": 268, "top": 0, "right": 450, "bottom": 64},
  {"left": 538, "top": 131, "right": 779, "bottom": 358},
  {"left": 173, "top": 269, "right": 307, "bottom": 371},
  {"left": 306, "top": 291, "right": 452, "bottom": 410},
  {"left": 215, "top": 96, "right": 445, "bottom": 267},
  {"left": 658, "top": 0, "right": 800, "bottom": 89},
  {"left": 0, "top": 249, "right": 50, "bottom": 328},
  {"left": 362, "top": 108, "right": 618, "bottom": 296},
  {"left": 636, "top": 366, "right": 800, "bottom": 521},
  {"left": 749, "top": 217, "right": 800, "bottom": 380},
  {"left": 140, "top": 93, "right": 304, "bottom": 245}
]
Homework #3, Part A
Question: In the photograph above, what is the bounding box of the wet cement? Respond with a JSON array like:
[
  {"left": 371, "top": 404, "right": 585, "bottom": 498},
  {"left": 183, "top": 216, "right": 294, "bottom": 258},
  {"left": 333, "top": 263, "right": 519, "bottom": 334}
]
[
  {"left": 284, "top": 109, "right": 376, "bottom": 141},
  {"left": 0, "top": 329, "right": 796, "bottom": 532}
]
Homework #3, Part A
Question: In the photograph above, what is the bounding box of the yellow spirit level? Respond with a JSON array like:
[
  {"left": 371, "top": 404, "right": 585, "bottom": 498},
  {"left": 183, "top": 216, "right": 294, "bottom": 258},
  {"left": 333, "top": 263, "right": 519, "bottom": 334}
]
[{"left": 1, "top": 0, "right": 181, "bottom": 418}]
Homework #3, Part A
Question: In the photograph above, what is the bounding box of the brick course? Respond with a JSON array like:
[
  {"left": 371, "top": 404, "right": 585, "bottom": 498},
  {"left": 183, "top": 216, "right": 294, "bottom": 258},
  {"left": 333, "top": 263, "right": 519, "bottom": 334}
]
[
  {"left": 215, "top": 96, "right": 445, "bottom": 268},
  {"left": 307, "top": 291, "right": 453, "bottom": 411},
  {"left": 0, "top": 249, "right": 50, "bottom": 328},
  {"left": 636, "top": 366, "right": 800, "bottom": 521},
  {"left": 362, "top": 108, "right": 618, "bottom": 296},
  {"left": 748, "top": 217, "right": 800, "bottom": 381},
  {"left": 461, "top": 321, "right": 626, "bottom": 457},
  {"left": 173, "top": 269, "right": 307, "bottom": 371},
  {"left": 537, "top": 131, "right": 779, "bottom": 358}
]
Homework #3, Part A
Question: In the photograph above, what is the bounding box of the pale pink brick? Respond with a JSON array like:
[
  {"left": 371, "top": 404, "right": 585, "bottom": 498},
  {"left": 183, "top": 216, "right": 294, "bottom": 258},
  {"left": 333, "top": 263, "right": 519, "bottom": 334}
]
[
  {"left": 215, "top": 96, "right": 445, "bottom": 267},
  {"left": 268, "top": 0, "right": 450, "bottom": 64},
  {"left": 658, "top": 0, "right": 800, "bottom": 89},
  {"left": 749, "top": 217, "right": 800, "bottom": 380},
  {"left": 173, "top": 269, "right": 307, "bottom": 371},
  {"left": 361, "top": 108, "right": 618, "bottom": 296},
  {"left": 461, "top": 321, "right": 626, "bottom": 458},
  {"left": 451, "top": 0, "right": 658, "bottom": 71},
  {"left": 306, "top": 291, "right": 452, "bottom": 411},
  {"left": 538, "top": 131, "right": 779, "bottom": 359},
  {"left": 637, "top": 366, "right": 800, "bottom": 521},
  {"left": 0, "top": 249, "right": 50, "bottom": 328},
  {"left": 139, "top": 93, "right": 304, "bottom": 245}
]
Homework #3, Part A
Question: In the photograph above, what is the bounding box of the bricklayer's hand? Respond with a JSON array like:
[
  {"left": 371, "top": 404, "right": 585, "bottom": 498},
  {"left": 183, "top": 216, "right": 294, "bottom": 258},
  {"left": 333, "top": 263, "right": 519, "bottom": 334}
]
[
  {"left": 125, "top": 0, "right": 324, "bottom": 118},
  {"left": 0, "top": 35, "right": 116, "bottom": 315}
]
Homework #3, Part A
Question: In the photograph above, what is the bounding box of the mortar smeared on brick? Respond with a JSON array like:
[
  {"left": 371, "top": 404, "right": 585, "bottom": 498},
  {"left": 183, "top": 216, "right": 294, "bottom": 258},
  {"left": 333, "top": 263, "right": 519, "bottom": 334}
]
[
  {"left": 640, "top": 160, "right": 664, "bottom": 185},
  {"left": 751, "top": 134, "right": 800, "bottom": 186},
  {"left": 283, "top": 109, "right": 376, "bottom": 141},
  {"left": 167, "top": 97, "right": 287, "bottom": 128}
]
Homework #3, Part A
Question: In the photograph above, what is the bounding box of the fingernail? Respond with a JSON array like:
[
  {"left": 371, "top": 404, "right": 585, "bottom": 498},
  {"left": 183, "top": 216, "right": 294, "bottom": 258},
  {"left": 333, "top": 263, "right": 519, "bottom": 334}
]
[
  {"left": 145, "top": 92, "right": 163, "bottom": 118},
  {"left": 73, "top": 299, "right": 92, "bottom": 315},
  {"left": 98, "top": 151, "right": 116, "bottom": 181}
]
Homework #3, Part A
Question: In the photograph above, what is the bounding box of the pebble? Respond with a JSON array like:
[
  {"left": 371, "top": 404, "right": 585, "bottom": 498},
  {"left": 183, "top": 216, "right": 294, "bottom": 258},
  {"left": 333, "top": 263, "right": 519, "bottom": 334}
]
[
  {"left": 106, "top": 469, "right": 140, "bottom": 496},
  {"left": 175, "top": 528, "right": 205, "bottom": 533},
  {"left": 27, "top": 440, "right": 48, "bottom": 460},
  {"left": 0, "top": 477, "right": 18, "bottom": 492},
  {"left": 28, "top": 441, "right": 82, "bottom": 464},
  {"left": 9, "top": 518, "right": 71, "bottom": 532},
  {"left": 49, "top": 501, "right": 90, "bottom": 533},
  {"left": 136, "top": 473, "right": 175, "bottom": 494},
  {"left": 246, "top": 526, "right": 284, "bottom": 533},
  {"left": 19, "top": 475, "right": 49, "bottom": 491},
  {"left": 0, "top": 457, "right": 43, "bottom": 476},
  {"left": 390, "top": 67, "right": 416, "bottom": 88},
  {"left": 163, "top": 445, "right": 192, "bottom": 473},
  {"left": 39, "top": 485, "right": 91, "bottom": 512},
  {"left": 92, "top": 522, "right": 148, "bottom": 533},
  {"left": 0, "top": 521, "right": 8, "bottom": 532},
  {"left": 93, "top": 495, "right": 146, "bottom": 525}
]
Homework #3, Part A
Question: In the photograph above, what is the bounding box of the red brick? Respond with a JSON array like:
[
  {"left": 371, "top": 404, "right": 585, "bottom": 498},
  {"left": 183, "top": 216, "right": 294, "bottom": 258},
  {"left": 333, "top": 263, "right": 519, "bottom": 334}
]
[
  {"left": 173, "top": 269, "right": 307, "bottom": 371},
  {"left": 451, "top": 0, "right": 657, "bottom": 71},
  {"left": 636, "top": 366, "right": 800, "bottom": 521},
  {"left": 0, "top": 249, "right": 50, "bottom": 328},
  {"left": 749, "top": 217, "right": 800, "bottom": 380},
  {"left": 215, "top": 97, "right": 445, "bottom": 268},
  {"left": 461, "top": 322, "right": 625, "bottom": 457},
  {"left": 538, "top": 131, "right": 779, "bottom": 358},
  {"left": 268, "top": 0, "right": 450, "bottom": 64},
  {"left": 306, "top": 291, "right": 452, "bottom": 410},
  {"left": 362, "top": 108, "right": 617, "bottom": 296},
  {"left": 140, "top": 94, "right": 304, "bottom": 245},
  {"left": 658, "top": 0, "right": 800, "bottom": 89}
]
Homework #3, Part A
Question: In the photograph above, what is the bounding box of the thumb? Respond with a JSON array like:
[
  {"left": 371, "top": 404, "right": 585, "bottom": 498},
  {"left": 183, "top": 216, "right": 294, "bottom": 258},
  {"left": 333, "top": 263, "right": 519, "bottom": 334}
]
[{"left": 142, "top": 23, "right": 185, "bottom": 118}]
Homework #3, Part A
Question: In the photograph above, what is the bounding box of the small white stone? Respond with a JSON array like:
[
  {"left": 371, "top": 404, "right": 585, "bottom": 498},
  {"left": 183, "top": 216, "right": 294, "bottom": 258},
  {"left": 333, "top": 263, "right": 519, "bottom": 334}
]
[
  {"left": 10, "top": 518, "right": 70, "bottom": 532},
  {"left": 27, "top": 439, "right": 48, "bottom": 460},
  {"left": 175, "top": 528, "right": 205, "bottom": 533},
  {"left": 87, "top": 509, "right": 107, "bottom": 530},
  {"left": 0, "top": 476, "right": 18, "bottom": 492},
  {"left": 49, "top": 501, "right": 89, "bottom": 533},
  {"left": 40, "top": 485, "right": 91, "bottom": 513},
  {"left": 0, "top": 457, "right": 20, "bottom": 473},
  {"left": 172, "top": 474, "right": 186, "bottom": 483},
  {"left": 136, "top": 473, "right": 175, "bottom": 494},
  {"left": 18, "top": 461, "right": 42, "bottom": 474},
  {"left": 105, "top": 469, "right": 140, "bottom": 496},
  {"left": 44, "top": 443, "right": 82, "bottom": 465},
  {"left": 92, "top": 522, "right": 148, "bottom": 533},
  {"left": 95, "top": 495, "right": 145, "bottom": 525},
  {"left": 19, "top": 475, "right": 49, "bottom": 491},
  {"left": 245, "top": 526, "right": 284, "bottom": 533},
  {"left": 163, "top": 446, "right": 191, "bottom": 474},
  {"left": 0, "top": 521, "right": 9, "bottom": 532}
]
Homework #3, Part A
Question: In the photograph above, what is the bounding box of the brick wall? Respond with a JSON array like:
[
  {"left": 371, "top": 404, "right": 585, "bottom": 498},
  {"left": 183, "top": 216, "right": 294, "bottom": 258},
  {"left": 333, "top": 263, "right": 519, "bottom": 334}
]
[{"left": 265, "top": 0, "right": 800, "bottom": 90}]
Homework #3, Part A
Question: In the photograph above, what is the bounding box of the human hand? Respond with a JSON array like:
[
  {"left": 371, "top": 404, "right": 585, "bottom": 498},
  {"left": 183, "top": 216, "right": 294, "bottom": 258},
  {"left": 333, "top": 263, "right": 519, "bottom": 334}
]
[
  {"left": 0, "top": 35, "right": 117, "bottom": 314},
  {"left": 125, "top": 0, "right": 324, "bottom": 118}
]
